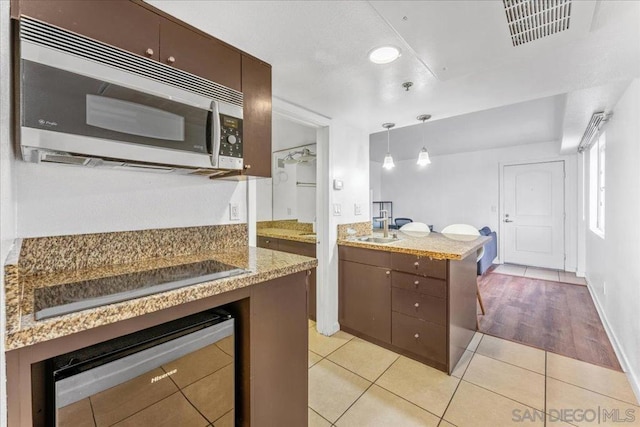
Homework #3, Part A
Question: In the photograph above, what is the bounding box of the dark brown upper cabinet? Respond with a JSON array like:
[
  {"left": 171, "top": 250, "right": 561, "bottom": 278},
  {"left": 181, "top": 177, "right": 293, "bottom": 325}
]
[
  {"left": 12, "top": 0, "right": 272, "bottom": 178},
  {"left": 12, "top": 0, "right": 162, "bottom": 60},
  {"left": 159, "top": 18, "right": 241, "bottom": 91},
  {"left": 241, "top": 55, "right": 272, "bottom": 178}
]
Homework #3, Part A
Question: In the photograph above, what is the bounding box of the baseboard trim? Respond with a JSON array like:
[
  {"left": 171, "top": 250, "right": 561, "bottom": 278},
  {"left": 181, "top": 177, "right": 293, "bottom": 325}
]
[{"left": 585, "top": 277, "right": 640, "bottom": 403}]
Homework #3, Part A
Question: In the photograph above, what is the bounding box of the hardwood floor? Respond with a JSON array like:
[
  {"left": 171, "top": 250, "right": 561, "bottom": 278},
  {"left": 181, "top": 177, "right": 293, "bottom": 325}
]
[{"left": 477, "top": 272, "right": 622, "bottom": 371}]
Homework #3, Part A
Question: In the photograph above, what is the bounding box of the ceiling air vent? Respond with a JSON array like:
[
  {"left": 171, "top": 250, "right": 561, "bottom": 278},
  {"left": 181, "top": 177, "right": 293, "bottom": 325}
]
[{"left": 503, "top": 0, "right": 572, "bottom": 46}]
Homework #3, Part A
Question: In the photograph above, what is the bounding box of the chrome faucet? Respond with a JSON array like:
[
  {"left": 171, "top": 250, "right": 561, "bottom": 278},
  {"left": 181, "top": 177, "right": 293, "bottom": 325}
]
[{"left": 380, "top": 210, "right": 390, "bottom": 238}]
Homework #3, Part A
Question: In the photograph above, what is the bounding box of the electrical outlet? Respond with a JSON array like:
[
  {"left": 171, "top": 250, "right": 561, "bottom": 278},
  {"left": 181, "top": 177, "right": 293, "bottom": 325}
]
[
  {"left": 354, "top": 203, "right": 362, "bottom": 215},
  {"left": 229, "top": 203, "right": 240, "bottom": 221},
  {"left": 333, "top": 203, "right": 342, "bottom": 216}
]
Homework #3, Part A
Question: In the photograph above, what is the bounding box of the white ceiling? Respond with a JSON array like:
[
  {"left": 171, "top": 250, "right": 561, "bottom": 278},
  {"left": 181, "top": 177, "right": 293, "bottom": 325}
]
[
  {"left": 370, "top": 94, "right": 565, "bottom": 162},
  {"left": 148, "top": 0, "right": 640, "bottom": 150}
]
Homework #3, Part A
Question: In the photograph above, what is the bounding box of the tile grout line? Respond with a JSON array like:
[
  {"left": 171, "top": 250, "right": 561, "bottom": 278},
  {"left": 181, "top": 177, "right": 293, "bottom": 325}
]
[
  {"left": 359, "top": 353, "right": 447, "bottom": 422},
  {"left": 545, "top": 376, "right": 640, "bottom": 408},
  {"left": 544, "top": 351, "right": 547, "bottom": 427},
  {"left": 438, "top": 333, "right": 486, "bottom": 424},
  {"left": 332, "top": 352, "right": 445, "bottom": 424},
  {"left": 309, "top": 406, "right": 333, "bottom": 426},
  {"left": 473, "top": 349, "right": 546, "bottom": 376},
  {"left": 459, "top": 378, "right": 546, "bottom": 416}
]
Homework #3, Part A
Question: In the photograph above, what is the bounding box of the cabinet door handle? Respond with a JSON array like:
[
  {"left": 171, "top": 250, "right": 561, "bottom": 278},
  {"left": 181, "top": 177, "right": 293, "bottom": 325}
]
[
  {"left": 145, "top": 48, "right": 154, "bottom": 57},
  {"left": 414, "top": 302, "right": 419, "bottom": 308},
  {"left": 414, "top": 280, "right": 420, "bottom": 286},
  {"left": 167, "top": 56, "right": 176, "bottom": 64},
  {"left": 244, "top": 164, "right": 252, "bottom": 170},
  {"left": 265, "top": 240, "right": 270, "bottom": 244},
  {"left": 385, "top": 270, "right": 391, "bottom": 275},
  {"left": 414, "top": 261, "right": 419, "bottom": 267},
  {"left": 414, "top": 333, "right": 420, "bottom": 339}
]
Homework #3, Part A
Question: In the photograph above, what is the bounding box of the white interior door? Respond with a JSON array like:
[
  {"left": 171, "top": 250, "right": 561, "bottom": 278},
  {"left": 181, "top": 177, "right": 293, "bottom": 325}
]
[{"left": 503, "top": 161, "right": 565, "bottom": 269}]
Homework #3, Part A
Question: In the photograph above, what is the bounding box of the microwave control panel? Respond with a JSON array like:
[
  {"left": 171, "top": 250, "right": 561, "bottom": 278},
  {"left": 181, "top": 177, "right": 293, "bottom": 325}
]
[{"left": 218, "top": 114, "right": 243, "bottom": 169}]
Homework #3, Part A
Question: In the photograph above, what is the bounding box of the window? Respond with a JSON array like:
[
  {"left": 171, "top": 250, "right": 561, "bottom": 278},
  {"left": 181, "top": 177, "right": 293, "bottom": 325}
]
[{"left": 589, "top": 132, "right": 606, "bottom": 237}]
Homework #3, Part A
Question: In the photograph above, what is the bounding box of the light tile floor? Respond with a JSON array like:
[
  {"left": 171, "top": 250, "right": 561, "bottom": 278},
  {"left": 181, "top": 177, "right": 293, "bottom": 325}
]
[
  {"left": 492, "top": 264, "right": 587, "bottom": 285},
  {"left": 308, "top": 322, "right": 640, "bottom": 427}
]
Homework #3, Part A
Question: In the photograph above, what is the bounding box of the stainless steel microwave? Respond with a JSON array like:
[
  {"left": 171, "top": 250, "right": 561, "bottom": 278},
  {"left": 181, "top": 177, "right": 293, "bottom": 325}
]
[{"left": 18, "top": 18, "right": 244, "bottom": 177}]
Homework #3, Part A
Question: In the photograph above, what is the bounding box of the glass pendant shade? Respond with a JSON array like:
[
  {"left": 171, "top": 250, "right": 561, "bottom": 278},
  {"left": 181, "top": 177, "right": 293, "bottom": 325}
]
[
  {"left": 417, "top": 147, "right": 431, "bottom": 166},
  {"left": 383, "top": 153, "right": 395, "bottom": 169},
  {"left": 382, "top": 122, "right": 396, "bottom": 170},
  {"left": 416, "top": 114, "right": 432, "bottom": 167}
]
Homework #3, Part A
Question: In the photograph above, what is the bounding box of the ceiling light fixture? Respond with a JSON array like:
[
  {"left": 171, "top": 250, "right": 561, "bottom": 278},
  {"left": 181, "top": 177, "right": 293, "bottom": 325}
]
[
  {"left": 382, "top": 122, "right": 396, "bottom": 170},
  {"left": 416, "top": 114, "right": 432, "bottom": 166},
  {"left": 369, "top": 46, "right": 401, "bottom": 64}
]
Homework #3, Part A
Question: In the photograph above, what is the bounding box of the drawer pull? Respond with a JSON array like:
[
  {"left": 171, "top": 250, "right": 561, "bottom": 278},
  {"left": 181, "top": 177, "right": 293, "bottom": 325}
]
[
  {"left": 386, "top": 270, "right": 391, "bottom": 275},
  {"left": 414, "top": 261, "right": 419, "bottom": 267},
  {"left": 414, "top": 302, "right": 420, "bottom": 308},
  {"left": 414, "top": 333, "right": 420, "bottom": 339},
  {"left": 145, "top": 48, "right": 154, "bottom": 57},
  {"left": 414, "top": 280, "right": 420, "bottom": 287},
  {"left": 167, "top": 56, "right": 176, "bottom": 64},
  {"left": 265, "top": 240, "right": 270, "bottom": 244}
]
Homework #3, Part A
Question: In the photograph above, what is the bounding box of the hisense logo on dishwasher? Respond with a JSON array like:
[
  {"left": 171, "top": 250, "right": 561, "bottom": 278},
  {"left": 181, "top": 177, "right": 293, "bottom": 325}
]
[{"left": 151, "top": 369, "right": 177, "bottom": 384}]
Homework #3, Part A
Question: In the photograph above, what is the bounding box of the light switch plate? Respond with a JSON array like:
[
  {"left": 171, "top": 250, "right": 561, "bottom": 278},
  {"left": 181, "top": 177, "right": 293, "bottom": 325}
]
[
  {"left": 333, "top": 203, "right": 342, "bottom": 216},
  {"left": 229, "top": 203, "right": 240, "bottom": 221},
  {"left": 333, "top": 179, "right": 344, "bottom": 190},
  {"left": 354, "top": 203, "right": 362, "bottom": 215}
]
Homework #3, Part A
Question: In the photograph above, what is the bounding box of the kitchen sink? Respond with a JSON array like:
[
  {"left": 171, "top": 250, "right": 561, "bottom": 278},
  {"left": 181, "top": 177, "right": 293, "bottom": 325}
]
[{"left": 358, "top": 236, "right": 399, "bottom": 244}]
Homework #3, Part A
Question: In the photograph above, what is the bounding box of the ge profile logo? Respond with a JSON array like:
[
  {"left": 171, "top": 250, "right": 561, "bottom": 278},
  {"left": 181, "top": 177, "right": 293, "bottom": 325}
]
[{"left": 38, "top": 119, "right": 58, "bottom": 127}]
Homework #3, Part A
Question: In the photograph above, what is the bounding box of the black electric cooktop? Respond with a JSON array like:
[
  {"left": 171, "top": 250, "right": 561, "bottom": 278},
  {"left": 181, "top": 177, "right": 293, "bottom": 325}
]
[{"left": 34, "top": 259, "right": 247, "bottom": 320}]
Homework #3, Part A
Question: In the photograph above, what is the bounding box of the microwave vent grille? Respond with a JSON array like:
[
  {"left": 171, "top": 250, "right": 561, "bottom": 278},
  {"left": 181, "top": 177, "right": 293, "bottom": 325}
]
[{"left": 19, "top": 17, "right": 243, "bottom": 108}]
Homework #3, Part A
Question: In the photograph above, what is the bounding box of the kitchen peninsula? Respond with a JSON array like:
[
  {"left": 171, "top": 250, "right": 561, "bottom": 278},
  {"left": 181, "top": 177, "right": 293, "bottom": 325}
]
[
  {"left": 4, "top": 225, "right": 315, "bottom": 427},
  {"left": 338, "top": 223, "right": 490, "bottom": 374},
  {"left": 256, "top": 220, "right": 317, "bottom": 319}
]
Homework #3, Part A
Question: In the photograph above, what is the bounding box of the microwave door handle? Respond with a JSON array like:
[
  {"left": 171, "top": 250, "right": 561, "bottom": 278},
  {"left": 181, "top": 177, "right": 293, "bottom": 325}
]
[{"left": 210, "top": 101, "right": 221, "bottom": 167}]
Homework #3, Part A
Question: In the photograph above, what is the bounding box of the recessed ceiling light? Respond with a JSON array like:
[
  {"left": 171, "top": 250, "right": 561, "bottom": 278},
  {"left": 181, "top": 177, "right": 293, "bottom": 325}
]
[{"left": 368, "top": 46, "right": 401, "bottom": 64}]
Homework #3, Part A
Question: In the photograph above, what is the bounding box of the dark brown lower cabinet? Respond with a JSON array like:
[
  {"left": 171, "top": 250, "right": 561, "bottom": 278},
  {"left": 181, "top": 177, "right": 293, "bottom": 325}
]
[
  {"left": 338, "top": 245, "right": 477, "bottom": 374},
  {"left": 6, "top": 272, "right": 309, "bottom": 427},
  {"left": 339, "top": 261, "right": 391, "bottom": 343},
  {"left": 257, "top": 236, "right": 317, "bottom": 320}
]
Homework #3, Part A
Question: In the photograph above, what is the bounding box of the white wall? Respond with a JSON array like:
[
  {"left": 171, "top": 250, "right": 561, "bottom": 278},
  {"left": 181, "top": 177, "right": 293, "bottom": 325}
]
[
  {"left": 16, "top": 162, "right": 247, "bottom": 237},
  {"left": 272, "top": 114, "right": 317, "bottom": 152},
  {"left": 585, "top": 79, "right": 640, "bottom": 399},
  {"left": 378, "top": 141, "right": 579, "bottom": 270},
  {"left": 0, "top": 3, "right": 16, "bottom": 425},
  {"left": 255, "top": 177, "right": 273, "bottom": 222},
  {"left": 369, "top": 160, "right": 383, "bottom": 201},
  {"left": 323, "top": 119, "right": 370, "bottom": 334}
]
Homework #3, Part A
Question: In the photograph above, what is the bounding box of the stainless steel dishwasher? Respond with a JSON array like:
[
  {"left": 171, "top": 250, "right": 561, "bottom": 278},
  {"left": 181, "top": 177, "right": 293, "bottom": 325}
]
[{"left": 50, "top": 309, "right": 234, "bottom": 427}]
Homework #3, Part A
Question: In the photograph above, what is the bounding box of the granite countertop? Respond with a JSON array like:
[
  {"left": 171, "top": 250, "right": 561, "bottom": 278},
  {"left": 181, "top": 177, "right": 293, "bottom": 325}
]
[
  {"left": 4, "top": 244, "right": 316, "bottom": 351},
  {"left": 257, "top": 228, "right": 316, "bottom": 244},
  {"left": 338, "top": 231, "right": 491, "bottom": 260}
]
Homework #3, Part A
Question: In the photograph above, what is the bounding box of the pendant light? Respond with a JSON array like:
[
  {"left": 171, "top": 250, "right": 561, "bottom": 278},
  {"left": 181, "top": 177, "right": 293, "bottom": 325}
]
[
  {"left": 416, "top": 114, "right": 432, "bottom": 166},
  {"left": 382, "top": 122, "right": 396, "bottom": 170}
]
